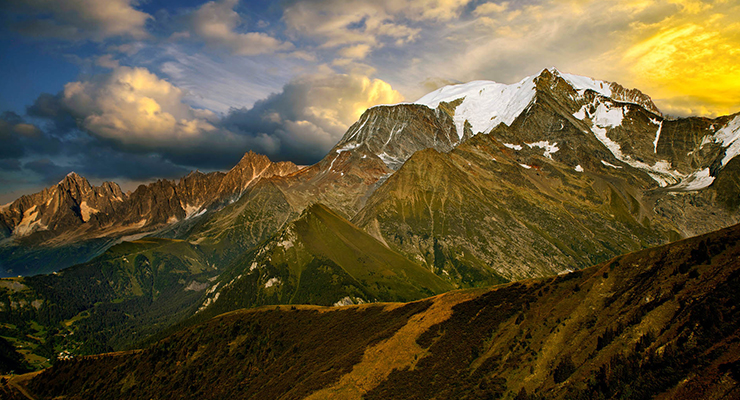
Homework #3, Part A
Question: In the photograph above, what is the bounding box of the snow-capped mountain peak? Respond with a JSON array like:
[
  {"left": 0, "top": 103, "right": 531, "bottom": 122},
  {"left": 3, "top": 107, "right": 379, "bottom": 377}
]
[
  {"left": 414, "top": 75, "right": 537, "bottom": 139},
  {"left": 407, "top": 68, "right": 661, "bottom": 140}
]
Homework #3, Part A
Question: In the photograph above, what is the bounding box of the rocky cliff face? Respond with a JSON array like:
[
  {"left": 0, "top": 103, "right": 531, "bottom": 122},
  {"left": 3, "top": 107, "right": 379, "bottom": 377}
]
[
  {"left": 0, "top": 173, "right": 126, "bottom": 241},
  {"left": 265, "top": 103, "right": 465, "bottom": 218},
  {"left": 2, "top": 68, "right": 739, "bottom": 281},
  {"left": 0, "top": 154, "right": 299, "bottom": 275},
  {"left": 350, "top": 68, "right": 740, "bottom": 284}
]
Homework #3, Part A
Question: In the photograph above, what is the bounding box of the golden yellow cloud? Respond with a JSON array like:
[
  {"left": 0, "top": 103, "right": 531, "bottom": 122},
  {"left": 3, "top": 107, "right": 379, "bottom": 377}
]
[
  {"left": 622, "top": 23, "right": 740, "bottom": 115},
  {"left": 615, "top": 1, "right": 740, "bottom": 116},
  {"left": 459, "top": 0, "right": 739, "bottom": 116}
]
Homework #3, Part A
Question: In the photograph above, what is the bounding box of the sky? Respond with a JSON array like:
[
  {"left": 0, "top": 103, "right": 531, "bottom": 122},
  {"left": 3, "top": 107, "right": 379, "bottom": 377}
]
[{"left": 1, "top": 0, "right": 739, "bottom": 203}]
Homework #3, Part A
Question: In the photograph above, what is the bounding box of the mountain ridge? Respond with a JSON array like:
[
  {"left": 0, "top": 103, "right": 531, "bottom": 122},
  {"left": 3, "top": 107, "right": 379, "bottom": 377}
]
[
  {"left": 15, "top": 220, "right": 740, "bottom": 399},
  {"left": 0, "top": 152, "right": 300, "bottom": 276}
]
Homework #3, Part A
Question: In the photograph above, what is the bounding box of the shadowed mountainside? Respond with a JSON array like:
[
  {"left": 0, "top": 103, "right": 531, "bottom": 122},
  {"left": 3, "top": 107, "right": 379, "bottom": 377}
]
[{"left": 15, "top": 222, "right": 740, "bottom": 399}]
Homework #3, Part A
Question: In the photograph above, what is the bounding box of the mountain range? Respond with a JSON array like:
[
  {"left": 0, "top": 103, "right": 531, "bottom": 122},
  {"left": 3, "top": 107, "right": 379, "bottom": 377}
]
[
  {"left": 0, "top": 68, "right": 739, "bottom": 394},
  {"left": 3, "top": 68, "right": 739, "bottom": 279},
  {"left": 8, "top": 211, "right": 740, "bottom": 399}
]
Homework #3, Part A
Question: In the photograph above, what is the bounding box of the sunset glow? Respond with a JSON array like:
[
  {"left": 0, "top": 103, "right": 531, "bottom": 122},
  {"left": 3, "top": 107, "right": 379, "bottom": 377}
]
[{"left": 0, "top": 0, "right": 738, "bottom": 200}]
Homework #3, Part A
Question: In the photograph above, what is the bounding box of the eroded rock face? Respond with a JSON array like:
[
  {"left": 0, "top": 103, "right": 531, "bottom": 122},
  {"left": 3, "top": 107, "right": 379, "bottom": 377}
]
[
  {"left": 334, "top": 104, "right": 464, "bottom": 169},
  {"left": 350, "top": 69, "right": 740, "bottom": 284},
  {"left": 3, "top": 68, "right": 739, "bottom": 280},
  {"left": 0, "top": 154, "right": 299, "bottom": 275}
]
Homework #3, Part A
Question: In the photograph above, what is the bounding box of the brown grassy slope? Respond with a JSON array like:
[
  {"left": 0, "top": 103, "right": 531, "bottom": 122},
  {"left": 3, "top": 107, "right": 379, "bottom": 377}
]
[{"left": 21, "top": 223, "right": 740, "bottom": 399}]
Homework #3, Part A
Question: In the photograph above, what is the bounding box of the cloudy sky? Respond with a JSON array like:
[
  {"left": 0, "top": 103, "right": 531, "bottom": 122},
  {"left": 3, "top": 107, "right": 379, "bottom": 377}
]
[{"left": 1, "top": 0, "right": 738, "bottom": 202}]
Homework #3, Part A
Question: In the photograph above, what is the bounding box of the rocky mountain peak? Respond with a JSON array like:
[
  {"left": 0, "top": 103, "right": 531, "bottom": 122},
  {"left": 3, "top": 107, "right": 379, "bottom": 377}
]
[
  {"left": 541, "top": 67, "right": 661, "bottom": 115},
  {"left": 233, "top": 151, "right": 270, "bottom": 171},
  {"left": 57, "top": 171, "right": 92, "bottom": 194},
  {"left": 216, "top": 151, "right": 299, "bottom": 201},
  {"left": 333, "top": 103, "right": 461, "bottom": 170}
]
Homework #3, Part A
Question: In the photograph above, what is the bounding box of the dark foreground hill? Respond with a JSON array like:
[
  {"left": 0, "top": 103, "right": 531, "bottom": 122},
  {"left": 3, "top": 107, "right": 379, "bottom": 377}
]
[{"left": 7, "top": 222, "right": 740, "bottom": 399}]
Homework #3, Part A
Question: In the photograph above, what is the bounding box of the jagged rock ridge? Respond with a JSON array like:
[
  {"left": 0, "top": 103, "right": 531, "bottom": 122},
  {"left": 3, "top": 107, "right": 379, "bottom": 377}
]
[{"left": 0, "top": 152, "right": 299, "bottom": 275}]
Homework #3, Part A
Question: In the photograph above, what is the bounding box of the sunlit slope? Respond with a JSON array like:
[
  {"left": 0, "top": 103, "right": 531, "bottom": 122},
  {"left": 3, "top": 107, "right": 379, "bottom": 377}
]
[
  {"left": 197, "top": 203, "right": 453, "bottom": 316},
  {"left": 24, "top": 222, "right": 740, "bottom": 399}
]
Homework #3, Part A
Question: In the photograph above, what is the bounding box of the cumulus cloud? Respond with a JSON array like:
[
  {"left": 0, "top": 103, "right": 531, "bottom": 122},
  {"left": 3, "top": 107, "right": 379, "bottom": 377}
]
[
  {"left": 24, "top": 65, "right": 402, "bottom": 173},
  {"left": 26, "top": 66, "right": 255, "bottom": 168},
  {"left": 57, "top": 66, "right": 217, "bottom": 148},
  {"left": 2, "top": 0, "right": 151, "bottom": 41},
  {"left": 189, "top": 0, "right": 293, "bottom": 55},
  {"left": 221, "top": 72, "right": 404, "bottom": 164}
]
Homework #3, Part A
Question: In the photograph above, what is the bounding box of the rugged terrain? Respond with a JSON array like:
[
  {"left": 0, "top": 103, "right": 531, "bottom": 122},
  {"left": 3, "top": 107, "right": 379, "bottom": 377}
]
[
  {"left": 0, "top": 68, "right": 739, "bottom": 373},
  {"left": 0, "top": 152, "right": 299, "bottom": 276},
  {"left": 8, "top": 221, "right": 740, "bottom": 399}
]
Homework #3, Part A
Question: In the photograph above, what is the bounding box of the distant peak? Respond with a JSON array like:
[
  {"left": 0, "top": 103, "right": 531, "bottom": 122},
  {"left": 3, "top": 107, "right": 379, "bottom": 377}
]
[
  {"left": 59, "top": 171, "right": 86, "bottom": 184},
  {"left": 237, "top": 150, "right": 270, "bottom": 164}
]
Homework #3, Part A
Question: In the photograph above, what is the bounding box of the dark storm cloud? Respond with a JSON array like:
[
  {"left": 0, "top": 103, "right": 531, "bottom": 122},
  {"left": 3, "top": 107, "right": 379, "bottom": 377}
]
[
  {"left": 221, "top": 72, "right": 402, "bottom": 165},
  {"left": 74, "top": 148, "right": 191, "bottom": 182},
  {"left": 0, "top": 112, "right": 62, "bottom": 159},
  {"left": 23, "top": 158, "right": 69, "bottom": 184},
  {"left": 20, "top": 66, "right": 401, "bottom": 170},
  {"left": 27, "top": 93, "right": 80, "bottom": 135}
]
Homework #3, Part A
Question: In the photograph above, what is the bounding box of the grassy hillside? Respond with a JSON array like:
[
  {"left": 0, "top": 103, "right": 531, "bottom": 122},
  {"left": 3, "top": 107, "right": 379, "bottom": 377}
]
[
  {"left": 198, "top": 203, "right": 452, "bottom": 317},
  {"left": 18, "top": 222, "right": 740, "bottom": 399},
  {"left": 0, "top": 238, "right": 218, "bottom": 369}
]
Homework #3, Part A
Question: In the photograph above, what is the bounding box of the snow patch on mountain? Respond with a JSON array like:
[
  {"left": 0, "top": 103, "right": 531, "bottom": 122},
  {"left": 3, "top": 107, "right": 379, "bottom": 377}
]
[
  {"left": 557, "top": 71, "right": 612, "bottom": 98},
  {"left": 575, "top": 165, "right": 584, "bottom": 172},
  {"left": 328, "top": 142, "right": 360, "bottom": 172},
  {"left": 651, "top": 118, "right": 663, "bottom": 153},
  {"left": 592, "top": 103, "right": 625, "bottom": 128},
  {"left": 79, "top": 201, "right": 99, "bottom": 223},
  {"left": 377, "top": 152, "right": 404, "bottom": 169},
  {"left": 264, "top": 277, "right": 280, "bottom": 288},
  {"left": 414, "top": 76, "right": 537, "bottom": 138},
  {"left": 671, "top": 168, "right": 715, "bottom": 191},
  {"left": 503, "top": 143, "right": 522, "bottom": 150},
  {"left": 712, "top": 115, "right": 740, "bottom": 166},
  {"left": 14, "top": 205, "right": 47, "bottom": 236},
  {"left": 601, "top": 160, "right": 622, "bottom": 169},
  {"left": 576, "top": 102, "right": 683, "bottom": 187},
  {"left": 526, "top": 141, "right": 559, "bottom": 159}
]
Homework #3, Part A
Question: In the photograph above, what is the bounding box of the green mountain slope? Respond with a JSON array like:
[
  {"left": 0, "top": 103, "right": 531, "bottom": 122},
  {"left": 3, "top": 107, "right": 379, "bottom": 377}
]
[
  {"left": 197, "top": 203, "right": 452, "bottom": 317},
  {"left": 0, "top": 238, "right": 219, "bottom": 368},
  {"left": 19, "top": 222, "right": 740, "bottom": 399},
  {"left": 180, "top": 179, "right": 299, "bottom": 265}
]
